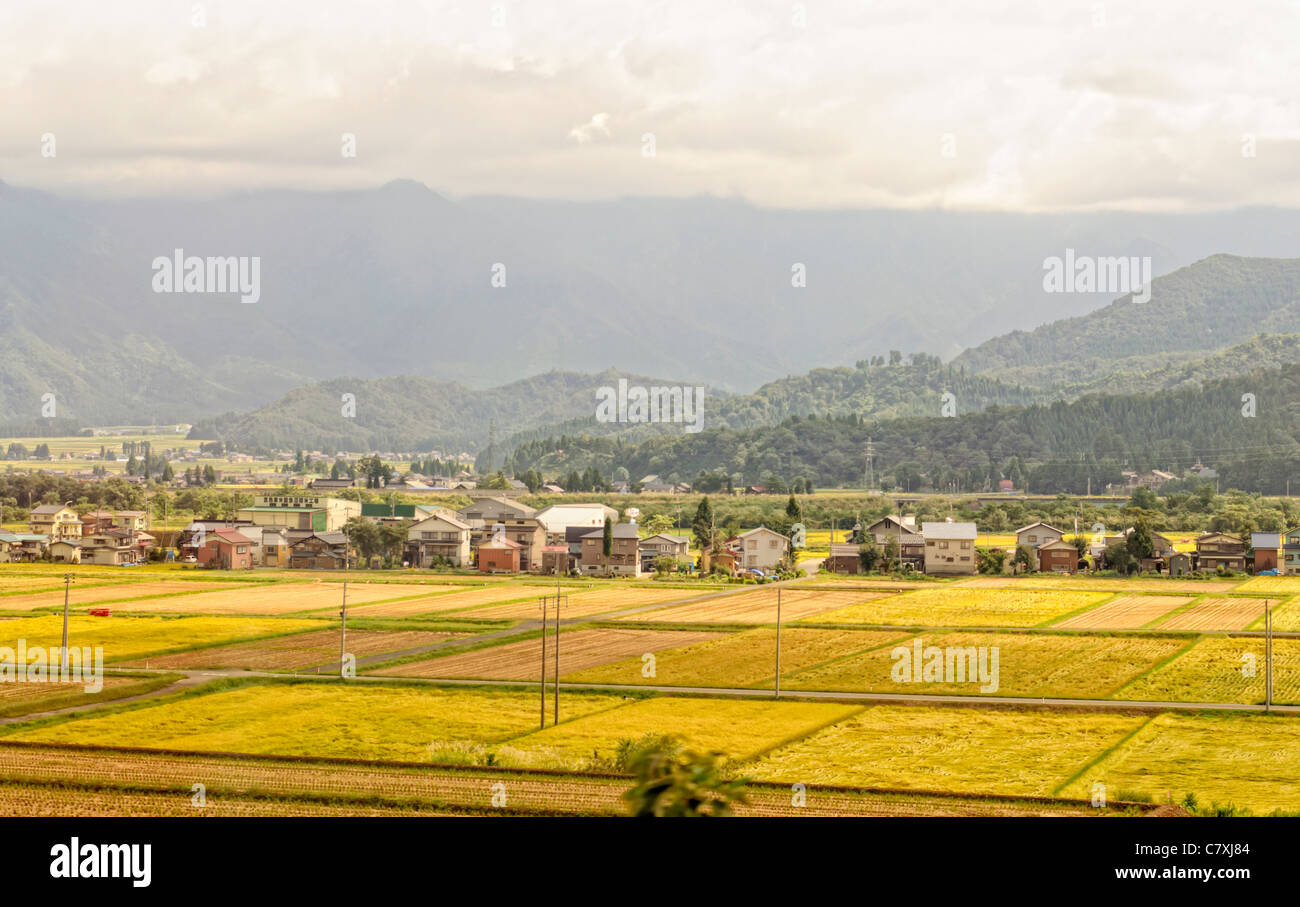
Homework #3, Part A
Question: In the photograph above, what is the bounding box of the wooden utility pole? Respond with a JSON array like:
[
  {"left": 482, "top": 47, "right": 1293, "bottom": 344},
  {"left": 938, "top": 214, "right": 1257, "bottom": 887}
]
[
  {"left": 774, "top": 587, "right": 782, "bottom": 698},
  {"left": 553, "top": 593, "right": 564, "bottom": 726},
  {"left": 1266, "top": 599, "right": 1274, "bottom": 714},
  {"left": 60, "top": 574, "right": 74, "bottom": 678},
  {"left": 538, "top": 596, "right": 548, "bottom": 729},
  {"left": 338, "top": 581, "right": 348, "bottom": 678}
]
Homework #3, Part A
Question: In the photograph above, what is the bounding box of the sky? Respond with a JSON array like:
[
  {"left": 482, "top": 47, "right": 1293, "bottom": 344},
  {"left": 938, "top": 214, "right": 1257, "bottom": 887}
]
[{"left": 1, "top": 0, "right": 1297, "bottom": 210}]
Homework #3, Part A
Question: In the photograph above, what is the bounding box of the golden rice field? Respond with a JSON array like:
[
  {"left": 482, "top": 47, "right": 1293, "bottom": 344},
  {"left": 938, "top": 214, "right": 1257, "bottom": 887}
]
[
  {"left": 450, "top": 586, "right": 695, "bottom": 620},
  {"left": 560, "top": 627, "right": 909, "bottom": 689},
  {"left": 1057, "top": 713, "right": 1300, "bottom": 812},
  {"left": 955, "top": 576, "right": 1241, "bottom": 594},
  {"left": 371, "top": 628, "right": 723, "bottom": 681},
  {"left": 1151, "top": 597, "right": 1276, "bottom": 631},
  {"left": 0, "top": 614, "right": 323, "bottom": 662},
  {"left": 0, "top": 674, "right": 180, "bottom": 718},
  {"left": 805, "top": 587, "right": 1109, "bottom": 628},
  {"left": 0, "top": 580, "right": 247, "bottom": 612},
  {"left": 1114, "top": 636, "right": 1300, "bottom": 704},
  {"left": 1268, "top": 597, "right": 1300, "bottom": 632},
  {"left": 615, "top": 588, "right": 883, "bottom": 625},
  {"left": 1236, "top": 576, "right": 1300, "bottom": 594},
  {"left": 117, "top": 629, "right": 466, "bottom": 672},
  {"left": 1051, "top": 594, "right": 1194, "bottom": 630},
  {"left": 0, "top": 576, "right": 132, "bottom": 595},
  {"left": 4, "top": 683, "right": 623, "bottom": 761},
  {"left": 0, "top": 784, "right": 468, "bottom": 817},
  {"left": 345, "top": 583, "right": 577, "bottom": 618},
  {"left": 113, "top": 581, "right": 410, "bottom": 615},
  {"left": 781, "top": 632, "right": 1188, "bottom": 699},
  {"left": 747, "top": 705, "right": 1146, "bottom": 796},
  {"left": 502, "top": 697, "right": 863, "bottom": 766}
]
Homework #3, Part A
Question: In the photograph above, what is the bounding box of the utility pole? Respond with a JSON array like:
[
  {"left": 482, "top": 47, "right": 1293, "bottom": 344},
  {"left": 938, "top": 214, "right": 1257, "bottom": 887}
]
[
  {"left": 338, "top": 581, "right": 348, "bottom": 678},
  {"left": 60, "top": 574, "right": 74, "bottom": 678},
  {"left": 1266, "top": 599, "right": 1274, "bottom": 714},
  {"left": 538, "top": 596, "right": 548, "bottom": 729},
  {"left": 774, "top": 587, "right": 782, "bottom": 699},
  {"left": 553, "top": 592, "right": 565, "bottom": 726},
  {"left": 864, "top": 438, "right": 875, "bottom": 491}
]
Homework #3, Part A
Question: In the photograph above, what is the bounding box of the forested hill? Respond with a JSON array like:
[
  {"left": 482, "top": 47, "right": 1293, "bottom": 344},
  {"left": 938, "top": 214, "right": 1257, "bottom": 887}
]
[
  {"left": 953, "top": 255, "right": 1300, "bottom": 385},
  {"left": 502, "top": 362, "right": 1300, "bottom": 495}
]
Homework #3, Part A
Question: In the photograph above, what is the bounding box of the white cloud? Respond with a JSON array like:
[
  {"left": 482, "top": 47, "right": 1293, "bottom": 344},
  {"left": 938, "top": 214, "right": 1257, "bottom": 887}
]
[{"left": 1, "top": 0, "right": 1297, "bottom": 210}]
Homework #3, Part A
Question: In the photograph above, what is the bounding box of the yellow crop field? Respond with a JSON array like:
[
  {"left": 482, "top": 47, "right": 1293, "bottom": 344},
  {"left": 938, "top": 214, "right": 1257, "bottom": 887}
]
[
  {"left": 1267, "top": 597, "right": 1300, "bottom": 632},
  {"left": 1151, "top": 597, "right": 1276, "bottom": 631},
  {"left": 0, "top": 576, "right": 131, "bottom": 595},
  {"left": 781, "top": 632, "right": 1187, "bottom": 699},
  {"left": 118, "top": 629, "right": 466, "bottom": 671},
  {"left": 1052, "top": 594, "right": 1193, "bottom": 630},
  {"left": 1113, "top": 636, "right": 1300, "bottom": 704},
  {"left": 453, "top": 586, "right": 694, "bottom": 620},
  {"left": 561, "top": 628, "right": 908, "bottom": 689},
  {"left": 505, "top": 697, "right": 863, "bottom": 765},
  {"left": 346, "top": 584, "right": 574, "bottom": 618},
  {"left": 7, "top": 682, "right": 622, "bottom": 761},
  {"left": 0, "top": 675, "right": 179, "bottom": 718},
  {"left": 112, "top": 581, "right": 413, "bottom": 615},
  {"left": 806, "top": 588, "right": 1108, "bottom": 628},
  {"left": 372, "top": 628, "right": 723, "bottom": 681},
  {"left": 0, "top": 614, "right": 323, "bottom": 662},
  {"left": 956, "top": 576, "right": 1241, "bottom": 594},
  {"left": 615, "top": 588, "right": 882, "bottom": 625},
  {"left": 1237, "top": 576, "right": 1300, "bottom": 594},
  {"left": 0, "top": 580, "right": 248, "bottom": 612},
  {"left": 1058, "top": 713, "right": 1300, "bottom": 812},
  {"left": 748, "top": 705, "right": 1145, "bottom": 795}
]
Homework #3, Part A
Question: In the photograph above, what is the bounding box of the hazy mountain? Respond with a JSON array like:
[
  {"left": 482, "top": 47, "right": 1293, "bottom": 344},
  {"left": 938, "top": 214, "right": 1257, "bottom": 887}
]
[{"left": 954, "top": 255, "right": 1300, "bottom": 384}]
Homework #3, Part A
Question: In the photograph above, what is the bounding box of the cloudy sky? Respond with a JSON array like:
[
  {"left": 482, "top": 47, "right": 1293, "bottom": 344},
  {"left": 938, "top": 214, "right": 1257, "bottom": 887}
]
[{"left": 1, "top": 0, "right": 1297, "bottom": 209}]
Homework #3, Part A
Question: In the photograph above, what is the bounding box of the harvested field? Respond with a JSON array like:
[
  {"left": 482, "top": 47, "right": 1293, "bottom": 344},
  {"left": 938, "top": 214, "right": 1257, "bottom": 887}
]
[
  {"left": 0, "top": 614, "right": 323, "bottom": 662},
  {"left": 955, "top": 576, "right": 1241, "bottom": 594},
  {"left": 804, "top": 587, "right": 1108, "bottom": 628},
  {"left": 111, "top": 581, "right": 410, "bottom": 615},
  {"left": 118, "top": 629, "right": 466, "bottom": 671},
  {"left": 0, "top": 580, "right": 246, "bottom": 612},
  {"left": 747, "top": 704, "right": 1145, "bottom": 796},
  {"left": 1057, "top": 712, "right": 1300, "bottom": 813},
  {"left": 561, "top": 628, "right": 908, "bottom": 689},
  {"left": 454, "top": 586, "right": 697, "bottom": 619},
  {"left": 1052, "top": 594, "right": 1193, "bottom": 630},
  {"left": 6, "top": 682, "right": 622, "bottom": 761},
  {"left": 1114, "top": 636, "right": 1300, "bottom": 704},
  {"left": 0, "top": 576, "right": 130, "bottom": 595},
  {"left": 0, "top": 742, "right": 1114, "bottom": 817},
  {"left": 781, "top": 632, "right": 1187, "bottom": 699},
  {"left": 371, "top": 628, "right": 723, "bottom": 681},
  {"left": 613, "top": 587, "right": 882, "bottom": 625},
  {"left": 346, "top": 584, "right": 575, "bottom": 618},
  {"left": 1236, "top": 576, "right": 1300, "bottom": 594},
  {"left": 506, "top": 697, "right": 862, "bottom": 765},
  {"left": 1152, "top": 597, "right": 1276, "bottom": 631}
]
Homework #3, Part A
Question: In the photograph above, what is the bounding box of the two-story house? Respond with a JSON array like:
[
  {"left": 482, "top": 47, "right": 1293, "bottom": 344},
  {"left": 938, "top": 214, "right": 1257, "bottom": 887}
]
[{"left": 579, "top": 522, "right": 642, "bottom": 576}]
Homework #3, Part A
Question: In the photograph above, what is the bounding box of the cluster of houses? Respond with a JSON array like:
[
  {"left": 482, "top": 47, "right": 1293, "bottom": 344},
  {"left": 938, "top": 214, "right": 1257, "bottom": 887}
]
[
  {"left": 822, "top": 516, "right": 1295, "bottom": 576},
  {"left": 0, "top": 505, "right": 154, "bottom": 566}
]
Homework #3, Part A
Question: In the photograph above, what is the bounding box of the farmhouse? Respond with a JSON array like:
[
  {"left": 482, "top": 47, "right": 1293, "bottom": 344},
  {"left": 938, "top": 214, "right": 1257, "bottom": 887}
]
[
  {"left": 1284, "top": 529, "right": 1300, "bottom": 576},
  {"left": 287, "top": 532, "right": 352, "bottom": 570},
  {"left": 1251, "top": 532, "right": 1282, "bottom": 573},
  {"left": 732, "top": 527, "right": 790, "bottom": 571},
  {"left": 456, "top": 496, "right": 537, "bottom": 528},
  {"left": 30, "top": 504, "right": 81, "bottom": 539},
  {"left": 823, "top": 543, "right": 863, "bottom": 574},
  {"left": 477, "top": 537, "right": 522, "bottom": 573},
  {"left": 922, "top": 521, "right": 977, "bottom": 575},
  {"left": 1035, "top": 538, "right": 1078, "bottom": 574},
  {"left": 197, "top": 528, "right": 255, "bottom": 570},
  {"left": 579, "top": 523, "right": 642, "bottom": 577},
  {"left": 405, "top": 512, "right": 472, "bottom": 567},
  {"left": 1194, "top": 532, "right": 1247, "bottom": 572},
  {"left": 0, "top": 532, "right": 50, "bottom": 563},
  {"left": 1015, "top": 522, "right": 1064, "bottom": 549}
]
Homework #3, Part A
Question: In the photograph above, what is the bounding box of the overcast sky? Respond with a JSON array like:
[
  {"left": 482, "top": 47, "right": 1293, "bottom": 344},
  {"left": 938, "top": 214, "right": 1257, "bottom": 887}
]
[{"left": 1, "top": 0, "right": 1297, "bottom": 209}]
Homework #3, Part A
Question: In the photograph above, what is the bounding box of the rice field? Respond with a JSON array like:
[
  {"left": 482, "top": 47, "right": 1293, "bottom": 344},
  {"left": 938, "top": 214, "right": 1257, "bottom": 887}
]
[
  {"left": 747, "top": 705, "right": 1146, "bottom": 796},
  {"left": 0, "top": 580, "right": 248, "bottom": 612},
  {"left": 1057, "top": 713, "right": 1300, "bottom": 812},
  {"left": 344, "top": 584, "right": 576, "bottom": 618},
  {"left": 116, "top": 629, "right": 466, "bottom": 672},
  {"left": 780, "top": 632, "right": 1187, "bottom": 699},
  {"left": 1114, "top": 636, "right": 1300, "bottom": 704},
  {"left": 1051, "top": 594, "right": 1193, "bottom": 630},
  {"left": 4, "top": 682, "right": 623, "bottom": 761},
  {"left": 955, "top": 576, "right": 1241, "bottom": 594},
  {"left": 111, "top": 581, "right": 410, "bottom": 615},
  {"left": 614, "top": 587, "right": 882, "bottom": 625},
  {"left": 370, "top": 628, "right": 724, "bottom": 681},
  {"left": 0, "top": 674, "right": 180, "bottom": 718},
  {"left": 560, "top": 627, "right": 909, "bottom": 689},
  {"left": 449, "top": 586, "right": 695, "bottom": 620},
  {"left": 1236, "top": 576, "right": 1300, "bottom": 594},
  {"left": 503, "top": 697, "right": 863, "bottom": 766},
  {"left": 0, "top": 614, "right": 324, "bottom": 662},
  {"left": 1151, "top": 597, "right": 1276, "bottom": 631},
  {"left": 1267, "top": 597, "right": 1300, "bottom": 632},
  {"left": 804, "top": 587, "right": 1109, "bottom": 628}
]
